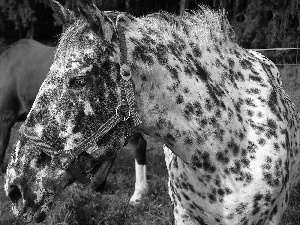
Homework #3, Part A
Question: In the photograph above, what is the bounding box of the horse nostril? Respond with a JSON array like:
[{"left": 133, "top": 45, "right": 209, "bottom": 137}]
[{"left": 8, "top": 185, "right": 22, "bottom": 204}]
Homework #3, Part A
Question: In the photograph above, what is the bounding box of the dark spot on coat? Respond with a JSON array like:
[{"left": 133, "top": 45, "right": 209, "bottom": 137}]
[
  {"left": 247, "top": 110, "right": 254, "bottom": 117},
  {"left": 205, "top": 83, "right": 224, "bottom": 107},
  {"left": 245, "top": 98, "right": 256, "bottom": 107},
  {"left": 195, "top": 216, "right": 207, "bottom": 224},
  {"left": 233, "top": 98, "right": 243, "bottom": 113},
  {"left": 194, "top": 61, "right": 209, "bottom": 82},
  {"left": 228, "top": 58, "right": 235, "bottom": 68},
  {"left": 216, "top": 151, "right": 229, "bottom": 164},
  {"left": 192, "top": 150, "right": 216, "bottom": 173},
  {"left": 268, "top": 89, "right": 282, "bottom": 121},
  {"left": 236, "top": 203, "right": 248, "bottom": 214},
  {"left": 193, "top": 101, "right": 203, "bottom": 116},
  {"left": 184, "top": 66, "right": 193, "bottom": 77},
  {"left": 183, "top": 102, "right": 194, "bottom": 120},
  {"left": 166, "top": 65, "right": 179, "bottom": 81},
  {"left": 228, "top": 138, "right": 240, "bottom": 156},
  {"left": 205, "top": 98, "right": 213, "bottom": 111},
  {"left": 240, "top": 59, "right": 253, "bottom": 70},
  {"left": 167, "top": 82, "right": 179, "bottom": 93},
  {"left": 214, "top": 128, "right": 225, "bottom": 142},
  {"left": 183, "top": 87, "right": 189, "bottom": 93},
  {"left": 258, "top": 138, "right": 266, "bottom": 146},
  {"left": 167, "top": 41, "right": 183, "bottom": 62},
  {"left": 268, "top": 205, "right": 278, "bottom": 221},
  {"left": 246, "top": 88, "right": 261, "bottom": 95},
  {"left": 274, "top": 143, "right": 280, "bottom": 151},
  {"left": 156, "top": 118, "right": 167, "bottom": 130},
  {"left": 131, "top": 38, "right": 155, "bottom": 65},
  {"left": 190, "top": 42, "right": 202, "bottom": 58},
  {"left": 200, "top": 118, "right": 208, "bottom": 126},
  {"left": 155, "top": 43, "right": 169, "bottom": 65},
  {"left": 241, "top": 157, "right": 250, "bottom": 167},
  {"left": 208, "top": 193, "right": 216, "bottom": 203},
  {"left": 166, "top": 133, "right": 176, "bottom": 147},
  {"left": 176, "top": 95, "right": 184, "bottom": 104},
  {"left": 225, "top": 188, "right": 232, "bottom": 195},
  {"left": 249, "top": 75, "right": 263, "bottom": 83},
  {"left": 218, "top": 188, "right": 225, "bottom": 196},
  {"left": 196, "top": 135, "right": 205, "bottom": 145},
  {"left": 184, "top": 136, "right": 193, "bottom": 145}
]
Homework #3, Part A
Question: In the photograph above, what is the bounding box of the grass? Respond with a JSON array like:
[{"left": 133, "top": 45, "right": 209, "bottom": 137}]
[{"left": 1, "top": 65, "right": 300, "bottom": 225}]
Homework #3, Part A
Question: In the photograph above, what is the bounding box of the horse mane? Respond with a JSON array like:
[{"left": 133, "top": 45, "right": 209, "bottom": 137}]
[{"left": 141, "top": 6, "right": 237, "bottom": 46}]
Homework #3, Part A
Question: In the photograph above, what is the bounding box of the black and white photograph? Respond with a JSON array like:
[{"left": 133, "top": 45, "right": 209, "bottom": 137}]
[{"left": 0, "top": 0, "right": 300, "bottom": 224}]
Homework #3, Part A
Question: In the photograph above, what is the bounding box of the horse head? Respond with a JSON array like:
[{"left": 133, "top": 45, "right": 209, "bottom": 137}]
[{"left": 5, "top": 0, "right": 140, "bottom": 222}]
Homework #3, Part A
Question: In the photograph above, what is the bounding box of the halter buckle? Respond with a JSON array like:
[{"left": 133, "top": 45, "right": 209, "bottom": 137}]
[
  {"left": 120, "top": 64, "right": 131, "bottom": 81},
  {"left": 116, "top": 101, "right": 131, "bottom": 121},
  {"left": 53, "top": 152, "right": 73, "bottom": 170}
]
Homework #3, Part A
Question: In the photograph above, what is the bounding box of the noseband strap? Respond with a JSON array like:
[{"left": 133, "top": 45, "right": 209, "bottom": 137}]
[{"left": 21, "top": 16, "right": 141, "bottom": 184}]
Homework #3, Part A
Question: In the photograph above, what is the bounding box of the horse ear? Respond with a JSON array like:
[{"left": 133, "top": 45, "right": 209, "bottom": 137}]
[
  {"left": 50, "top": 0, "right": 75, "bottom": 26},
  {"left": 115, "top": 14, "right": 134, "bottom": 31},
  {"left": 77, "top": 0, "right": 115, "bottom": 42}
]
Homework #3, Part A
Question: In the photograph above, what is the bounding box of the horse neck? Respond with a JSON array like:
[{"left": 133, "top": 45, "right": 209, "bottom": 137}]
[
  {"left": 121, "top": 16, "right": 234, "bottom": 163},
  {"left": 129, "top": 62, "right": 199, "bottom": 163}
]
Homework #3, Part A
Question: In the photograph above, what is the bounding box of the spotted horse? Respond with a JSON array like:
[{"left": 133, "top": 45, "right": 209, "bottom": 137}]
[{"left": 5, "top": 0, "right": 300, "bottom": 224}]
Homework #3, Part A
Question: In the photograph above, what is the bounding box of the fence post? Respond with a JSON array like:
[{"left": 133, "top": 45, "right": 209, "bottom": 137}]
[{"left": 180, "top": 0, "right": 186, "bottom": 16}]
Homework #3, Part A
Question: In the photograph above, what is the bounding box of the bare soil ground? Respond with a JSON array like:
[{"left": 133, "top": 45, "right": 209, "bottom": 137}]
[{"left": 1, "top": 65, "right": 300, "bottom": 225}]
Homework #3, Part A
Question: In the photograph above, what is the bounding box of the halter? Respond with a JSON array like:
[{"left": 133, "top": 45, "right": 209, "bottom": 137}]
[{"left": 21, "top": 14, "right": 142, "bottom": 184}]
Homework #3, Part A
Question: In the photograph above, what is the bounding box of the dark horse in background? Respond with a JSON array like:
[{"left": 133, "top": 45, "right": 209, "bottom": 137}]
[
  {"left": 0, "top": 39, "right": 148, "bottom": 204},
  {"left": 0, "top": 39, "right": 53, "bottom": 171}
]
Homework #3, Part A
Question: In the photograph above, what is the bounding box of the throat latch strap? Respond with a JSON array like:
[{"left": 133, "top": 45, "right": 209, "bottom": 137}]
[{"left": 117, "top": 15, "right": 142, "bottom": 127}]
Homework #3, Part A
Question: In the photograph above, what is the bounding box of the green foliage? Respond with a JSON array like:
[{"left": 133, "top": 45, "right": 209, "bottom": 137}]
[
  {"left": 230, "top": 0, "right": 300, "bottom": 48},
  {"left": 0, "top": 0, "right": 51, "bottom": 38},
  {"left": 0, "top": 0, "right": 35, "bottom": 30}
]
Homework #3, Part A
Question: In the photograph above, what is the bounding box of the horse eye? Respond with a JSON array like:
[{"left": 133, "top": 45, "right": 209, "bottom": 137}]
[{"left": 69, "top": 77, "right": 87, "bottom": 88}]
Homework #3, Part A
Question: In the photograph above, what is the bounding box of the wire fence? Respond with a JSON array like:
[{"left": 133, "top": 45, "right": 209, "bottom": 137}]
[
  {"left": 252, "top": 38, "right": 300, "bottom": 66},
  {"left": 254, "top": 45, "right": 300, "bottom": 82},
  {"left": 252, "top": 48, "right": 300, "bottom": 66}
]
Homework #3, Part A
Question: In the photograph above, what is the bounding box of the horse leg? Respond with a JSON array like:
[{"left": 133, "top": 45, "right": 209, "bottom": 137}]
[
  {"left": 129, "top": 132, "right": 149, "bottom": 205},
  {"left": 90, "top": 132, "right": 149, "bottom": 204},
  {"left": 0, "top": 120, "right": 13, "bottom": 173},
  {"left": 90, "top": 155, "right": 117, "bottom": 192}
]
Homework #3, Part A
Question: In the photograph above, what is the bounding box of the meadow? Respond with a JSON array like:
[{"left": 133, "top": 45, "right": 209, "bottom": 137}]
[{"left": 1, "top": 65, "right": 300, "bottom": 225}]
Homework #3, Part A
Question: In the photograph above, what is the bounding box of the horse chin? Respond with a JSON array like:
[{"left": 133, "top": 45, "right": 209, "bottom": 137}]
[
  {"left": 21, "top": 206, "right": 47, "bottom": 223},
  {"left": 34, "top": 208, "right": 47, "bottom": 223}
]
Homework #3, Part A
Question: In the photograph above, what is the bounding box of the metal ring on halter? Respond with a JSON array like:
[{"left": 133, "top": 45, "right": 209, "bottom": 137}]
[
  {"left": 53, "top": 152, "right": 73, "bottom": 170},
  {"left": 120, "top": 64, "right": 131, "bottom": 81},
  {"left": 115, "top": 102, "right": 131, "bottom": 121}
]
